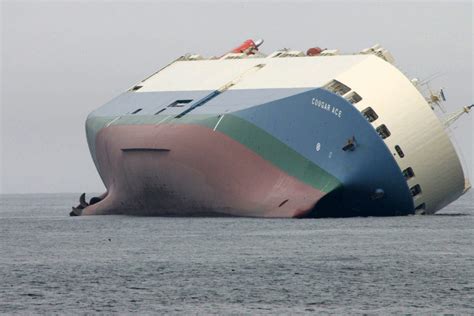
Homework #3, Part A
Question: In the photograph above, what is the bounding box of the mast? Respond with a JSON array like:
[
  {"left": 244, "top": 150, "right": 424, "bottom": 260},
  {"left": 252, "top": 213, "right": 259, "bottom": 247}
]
[{"left": 443, "top": 104, "right": 474, "bottom": 127}]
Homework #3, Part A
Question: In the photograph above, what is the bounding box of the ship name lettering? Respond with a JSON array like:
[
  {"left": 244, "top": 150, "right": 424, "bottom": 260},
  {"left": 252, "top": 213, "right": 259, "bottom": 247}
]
[{"left": 311, "top": 98, "right": 342, "bottom": 118}]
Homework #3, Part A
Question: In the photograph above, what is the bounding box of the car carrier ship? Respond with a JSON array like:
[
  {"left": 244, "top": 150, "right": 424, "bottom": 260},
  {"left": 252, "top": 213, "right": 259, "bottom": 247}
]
[{"left": 71, "top": 40, "right": 472, "bottom": 217}]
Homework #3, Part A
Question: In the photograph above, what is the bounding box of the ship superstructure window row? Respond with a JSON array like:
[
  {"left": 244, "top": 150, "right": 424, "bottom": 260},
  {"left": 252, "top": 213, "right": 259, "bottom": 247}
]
[
  {"left": 131, "top": 108, "right": 142, "bottom": 114},
  {"left": 323, "top": 79, "right": 351, "bottom": 96},
  {"left": 345, "top": 91, "right": 362, "bottom": 104},
  {"left": 395, "top": 145, "right": 405, "bottom": 158},
  {"left": 402, "top": 167, "right": 415, "bottom": 180},
  {"left": 410, "top": 184, "right": 422, "bottom": 197},
  {"left": 361, "top": 107, "right": 378, "bottom": 123},
  {"left": 376, "top": 124, "right": 391, "bottom": 139}
]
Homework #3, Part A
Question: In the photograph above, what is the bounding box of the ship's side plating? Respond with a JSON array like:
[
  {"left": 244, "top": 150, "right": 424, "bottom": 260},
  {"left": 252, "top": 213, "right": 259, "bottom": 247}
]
[
  {"left": 331, "top": 57, "right": 466, "bottom": 213},
  {"left": 83, "top": 53, "right": 466, "bottom": 216}
]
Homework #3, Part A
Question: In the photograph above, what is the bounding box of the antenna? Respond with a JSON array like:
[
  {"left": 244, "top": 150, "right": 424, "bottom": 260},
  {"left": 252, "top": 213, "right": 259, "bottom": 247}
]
[{"left": 443, "top": 104, "right": 474, "bottom": 127}]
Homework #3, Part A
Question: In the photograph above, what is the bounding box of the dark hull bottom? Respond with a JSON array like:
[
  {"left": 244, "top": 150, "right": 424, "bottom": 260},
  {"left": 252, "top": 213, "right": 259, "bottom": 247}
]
[{"left": 82, "top": 124, "right": 326, "bottom": 217}]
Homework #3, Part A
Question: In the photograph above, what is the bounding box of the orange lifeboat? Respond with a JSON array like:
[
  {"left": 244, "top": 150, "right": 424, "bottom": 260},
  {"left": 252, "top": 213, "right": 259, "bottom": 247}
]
[{"left": 229, "top": 39, "right": 264, "bottom": 55}]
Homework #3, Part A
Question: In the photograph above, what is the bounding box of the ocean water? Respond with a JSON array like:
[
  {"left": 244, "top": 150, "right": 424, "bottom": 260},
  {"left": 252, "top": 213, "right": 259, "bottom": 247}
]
[{"left": 0, "top": 192, "right": 473, "bottom": 314}]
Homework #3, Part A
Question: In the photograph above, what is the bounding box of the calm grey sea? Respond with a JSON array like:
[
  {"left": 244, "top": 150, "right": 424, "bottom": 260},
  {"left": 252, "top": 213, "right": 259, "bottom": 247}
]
[{"left": 0, "top": 192, "right": 473, "bottom": 314}]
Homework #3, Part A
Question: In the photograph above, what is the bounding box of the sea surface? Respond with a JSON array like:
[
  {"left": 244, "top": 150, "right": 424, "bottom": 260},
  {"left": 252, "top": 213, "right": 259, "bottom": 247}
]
[{"left": 0, "top": 192, "right": 473, "bottom": 314}]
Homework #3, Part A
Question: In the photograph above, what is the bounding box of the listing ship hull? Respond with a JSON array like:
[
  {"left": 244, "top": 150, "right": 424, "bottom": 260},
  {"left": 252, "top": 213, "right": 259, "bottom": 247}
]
[{"left": 75, "top": 44, "right": 469, "bottom": 217}]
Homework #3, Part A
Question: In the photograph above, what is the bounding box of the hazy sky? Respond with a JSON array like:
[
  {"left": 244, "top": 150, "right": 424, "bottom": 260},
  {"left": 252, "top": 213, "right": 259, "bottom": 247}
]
[{"left": 1, "top": 0, "right": 473, "bottom": 194}]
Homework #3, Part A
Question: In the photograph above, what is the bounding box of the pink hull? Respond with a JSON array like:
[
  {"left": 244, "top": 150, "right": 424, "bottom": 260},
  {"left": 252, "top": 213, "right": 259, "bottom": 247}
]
[{"left": 83, "top": 124, "right": 325, "bottom": 217}]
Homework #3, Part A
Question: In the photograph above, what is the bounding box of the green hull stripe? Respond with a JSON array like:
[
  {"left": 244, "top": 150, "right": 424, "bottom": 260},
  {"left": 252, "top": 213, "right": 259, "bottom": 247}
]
[{"left": 196, "top": 115, "right": 341, "bottom": 193}]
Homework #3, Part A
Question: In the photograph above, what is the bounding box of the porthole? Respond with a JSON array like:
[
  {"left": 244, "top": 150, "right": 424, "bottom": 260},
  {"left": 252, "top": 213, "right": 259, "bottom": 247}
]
[
  {"left": 376, "top": 124, "right": 391, "bottom": 139},
  {"left": 410, "top": 184, "right": 422, "bottom": 197},
  {"left": 395, "top": 145, "right": 405, "bottom": 158},
  {"left": 345, "top": 92, "right": 362, "bottom": 104},
  {"left": 402, "top": 167, "right": 415, "bottom": 180},
  {"left": 361, "top": 107, "right": 379, "bottom": 123},
  {"left": 322, "top": 79, "right": 351, "bottom": 96}
]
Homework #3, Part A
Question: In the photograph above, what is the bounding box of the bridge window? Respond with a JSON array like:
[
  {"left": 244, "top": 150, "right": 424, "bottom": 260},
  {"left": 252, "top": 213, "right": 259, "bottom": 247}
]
[
  {"left": 131, "top": 108, "right": 142, "bottom": 114},
  {"left": 361, "top": 107, "right": 378, "bottom": 122},
  {"left": 402, "top": 167, "right": 415, "bottom": 180},
  {"left": 323, "top": 80, "right": 351, "bottom": 96},
  {"left": 168, "top": 99, "right": 193, "bottom": 107},
  {"left": 376, "top": 124, "right": 391, "bottom": 139},
  {"left": 410, "top": 184, "right": 422, "bottom": 197},
  {"left": 395, "top": 145, "right": 405, "bottom": 158},
  {"left": 345, "top": 92, "right": 362, "bottom": 104}
]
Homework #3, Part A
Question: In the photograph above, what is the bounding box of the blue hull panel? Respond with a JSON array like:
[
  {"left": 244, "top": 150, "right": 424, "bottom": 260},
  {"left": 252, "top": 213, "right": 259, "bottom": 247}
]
[{"left": 235, "top": 88, "right": 414, "bottom": 215}]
